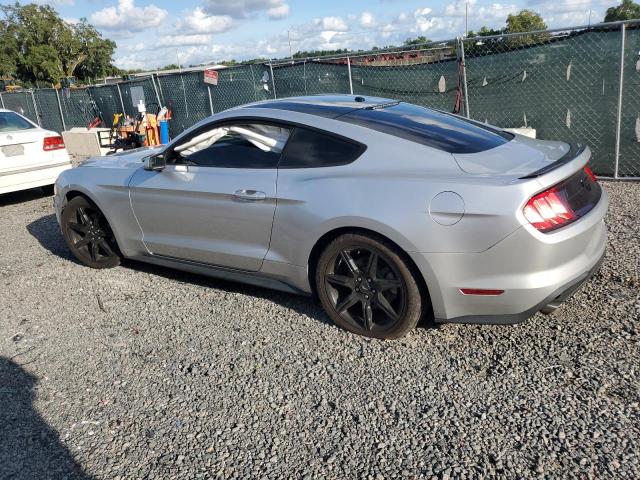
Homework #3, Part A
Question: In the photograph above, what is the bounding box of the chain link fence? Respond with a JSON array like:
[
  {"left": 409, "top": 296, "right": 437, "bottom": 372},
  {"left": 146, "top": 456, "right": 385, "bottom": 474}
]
[
  {"left": 1, "top": 21, "right": 639, "bottom": 177},
  {"left": 461, "top": 26, "right": 624, "bottom": 176}
]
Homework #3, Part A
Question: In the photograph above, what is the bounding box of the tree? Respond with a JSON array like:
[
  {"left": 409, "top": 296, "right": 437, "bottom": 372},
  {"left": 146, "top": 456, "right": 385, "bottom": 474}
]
[
  {"left": 604, "top": 0, "right": 640, "bottom": 21},
  {"left": 505, "top": 9, "right": 549, "bottom": 46},
  {"left": 292, "top": 48, "right": 348, "bottom": 59},
  {"left": 21, "top": 44, "right": 61, "bottom": 82},
  {"left": 466, "top": 26, "right": 503, "bottom": 37},
  {"left": 404, "top": 36, "right": 431, "bottom": 46},
  {"left": 0, "top": 3, "right": 117, "bottom": 85},
  {"left": 0, "top": 19, "right": 18, "bottom": 76},
  {"left": 506, "top": 9, "right": 547, "bottom": 33}
]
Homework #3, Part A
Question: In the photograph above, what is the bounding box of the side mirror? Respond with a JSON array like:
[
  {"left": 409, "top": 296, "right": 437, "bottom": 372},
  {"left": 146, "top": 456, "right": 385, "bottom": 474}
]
[{"left": 143, "top": 153, "right": 166, "bottom": 171}]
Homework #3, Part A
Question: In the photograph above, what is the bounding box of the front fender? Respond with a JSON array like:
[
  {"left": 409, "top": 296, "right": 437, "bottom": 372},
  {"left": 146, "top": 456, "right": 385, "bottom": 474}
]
[{"left": 54, "top": 170, "right": 145, "bottom": 257}]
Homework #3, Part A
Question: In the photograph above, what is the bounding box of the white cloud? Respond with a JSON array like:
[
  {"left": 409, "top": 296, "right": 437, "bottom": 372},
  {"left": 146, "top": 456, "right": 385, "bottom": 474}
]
[
  {"left": 415, "top": 7, "right": 433, "bottom": 16},
  {"left": 360, "top": 12, "right": 376, "bottom": 28},
  {"left": 122, "top": 42, "right": 146, "bottom": 53},
  {"left": 315, "top": 16, "right": 349, "bottom": 32},
  {"left": 90, "top": 0, "right": 168, "bottom": 32},
  {"left": 176, "top": 8, "right": 234, "bottom": 34},
  {"left": 157, "top": 34, "right": 213, "bottom": 47},
  {"left": 480, "top": 4, "right": 518, "bottom": 21},
  {"left": 201, "top": 0, "right": 289, "bottom": 19},
  {"left": 35, "top": 0, "right": 74, "bottom": 5},
  {"left": 113, "top": 0, "right": 611, "bottom": 71},
  {"left": 526, "top": 0, "right": 609, "bottom": 27},
  {"left": 445, "top": 0, "right": 476, "bottom": 17},
  {"left": 268, "top": 4, "right": 289, "bottom": 19}
]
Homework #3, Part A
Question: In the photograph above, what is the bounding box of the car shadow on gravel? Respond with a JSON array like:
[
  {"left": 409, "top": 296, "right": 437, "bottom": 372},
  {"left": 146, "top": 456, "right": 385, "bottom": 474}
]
[
  {"left": 0, "top": 187, "right": 51, "bottom": 207},
  {"left": 126, "top": 259, "right": 438, "bottom": 331},
  {"left": 26, "top": 214, "right": 77, "bottom": 263},
  {"left": 27, "top": 213, "right": 437, "bottom": 332},
  {"left": 0, "top": 357, "right": 93, "bottom": 479}
]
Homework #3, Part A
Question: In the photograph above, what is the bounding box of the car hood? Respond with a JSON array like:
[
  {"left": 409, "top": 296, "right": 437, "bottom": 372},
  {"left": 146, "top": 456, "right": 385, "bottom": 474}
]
[
  {"left": 80, "top": 147, "right": 162, "bottom": 170},
  {"left": 452, "top": 135, "right": 571, "bottom": 177}
]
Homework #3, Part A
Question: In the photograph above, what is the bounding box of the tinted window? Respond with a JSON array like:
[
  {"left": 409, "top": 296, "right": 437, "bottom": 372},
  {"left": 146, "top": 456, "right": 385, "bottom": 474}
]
[
  {"left": 172, "top": 123, "right": 289, "bottom": 169},
  {"left": 279, "top": 128, "right": 365, "bottom": 168},
  {"left": 339, "top": 103, "right": 513, "bottom": 154},
  {"left": 0, "top": 112, "right": 35, "bottom": 132}
]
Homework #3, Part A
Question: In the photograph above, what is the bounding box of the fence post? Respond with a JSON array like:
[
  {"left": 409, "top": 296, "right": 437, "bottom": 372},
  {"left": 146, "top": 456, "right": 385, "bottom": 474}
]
[
  {"left": 0, "top": 92, "right": 4, "bottom": 108},
  {"left": 614, "top": 23, "right": 625, "bottom": 179},
  {"left": 248, "top": 64, "right": 259, "bottom": 102},
  {"left": 303, "top": 61, "right": 308, "bottom": 95},
  {"left": 180, "top": 74, "right": 190, "bottom": 118},
  {"left": 347, "top": 55, "right": 354, "bottom": 95},
  {"left": 30, "top": 90, "right": 41, "bottom": 126},
  {"left": 459, "top": 38, "right": 471, "bottom": 118},
  {"left": 269, "top": 62, "right": 277, "bottom": 99},
  {"left": 55, "top": 89, "right": 67, "bottom": 131},
  {"left": 116, "top": 83, "right": 126, "bottom": 115},
  {"left": 150, "top": 74, "right": 162, "bottom": 107},
  {"left": 207, "top": 84, "right": 214, "bottom": 115},
  {"left": 155, "top": 75, "right": 166, "bottom": 105}
]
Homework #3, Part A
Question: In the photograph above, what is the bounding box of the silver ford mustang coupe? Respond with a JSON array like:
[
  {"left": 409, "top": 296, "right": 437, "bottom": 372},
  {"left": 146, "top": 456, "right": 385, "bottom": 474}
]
[{"left": 53, "top": 95, "right": 607, "bottom": 339}]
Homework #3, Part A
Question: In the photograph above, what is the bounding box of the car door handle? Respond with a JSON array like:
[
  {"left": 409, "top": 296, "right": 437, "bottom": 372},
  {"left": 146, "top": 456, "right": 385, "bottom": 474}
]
[{"left": 233, "top": 189, "right": 267, "bottom": 201}]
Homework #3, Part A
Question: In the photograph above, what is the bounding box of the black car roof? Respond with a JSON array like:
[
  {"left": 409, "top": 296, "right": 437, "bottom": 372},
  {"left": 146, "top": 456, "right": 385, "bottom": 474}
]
[
  {"left": 244, "top": 94, "right": 395, "bottom": 119},
  {"left": 242, "top": 94, "right": 513, "bottom": 154}
]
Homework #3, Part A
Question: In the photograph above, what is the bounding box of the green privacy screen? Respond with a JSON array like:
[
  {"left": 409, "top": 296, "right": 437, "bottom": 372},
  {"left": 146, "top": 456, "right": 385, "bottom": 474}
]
[{"left": 1, "top": 24, "right": 638, "bottom": 176}]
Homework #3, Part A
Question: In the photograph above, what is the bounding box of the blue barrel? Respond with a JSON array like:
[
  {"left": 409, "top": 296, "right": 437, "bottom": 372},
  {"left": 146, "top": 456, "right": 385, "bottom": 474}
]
[{"left": 159, "top": 120, "right": 170, "bottom": 144}]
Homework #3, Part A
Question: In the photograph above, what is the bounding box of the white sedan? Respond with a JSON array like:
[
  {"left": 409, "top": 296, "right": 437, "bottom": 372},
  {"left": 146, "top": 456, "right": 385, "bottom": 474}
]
[{"left": 0, "top": 109, "right": 71, "bottom": 195}]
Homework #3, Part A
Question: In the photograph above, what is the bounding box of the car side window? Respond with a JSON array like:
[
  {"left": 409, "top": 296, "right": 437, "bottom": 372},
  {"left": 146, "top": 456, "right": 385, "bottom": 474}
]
[
  {"left": 171, "top": 123, "right": 290, "bottom": 169},
  {"left": 278, "top": 127, "right": 366, "bottom": 168}
]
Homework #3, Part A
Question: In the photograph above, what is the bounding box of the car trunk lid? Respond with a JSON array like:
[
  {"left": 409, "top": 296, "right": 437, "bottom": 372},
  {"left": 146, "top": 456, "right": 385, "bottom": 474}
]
[
  {"left": 0, "top": 129, "right": 47, "bottom": 171},
  {"left": 451, "top": 135, "right": 583, "bottom": 178}
]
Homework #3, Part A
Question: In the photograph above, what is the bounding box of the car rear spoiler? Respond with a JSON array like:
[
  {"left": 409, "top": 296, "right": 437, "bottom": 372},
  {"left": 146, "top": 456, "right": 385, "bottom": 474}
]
[{"left": 519, "top": 144, "right": 587, "bottom": 179}]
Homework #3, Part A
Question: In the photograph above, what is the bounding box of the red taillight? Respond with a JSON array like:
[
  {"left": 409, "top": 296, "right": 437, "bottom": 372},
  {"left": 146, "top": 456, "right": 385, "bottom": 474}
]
[
  {"left": 460, "top": 288, "right": 504, "bottom": 296},
  {"left": 523, "top": 186, "right": 576, "bottom": 233},
  {"left": 584, "top": 165, "right": 597, "bottom": 182},
  {"left": 43, "top": 136, "right": 65, "bottom": 151}
]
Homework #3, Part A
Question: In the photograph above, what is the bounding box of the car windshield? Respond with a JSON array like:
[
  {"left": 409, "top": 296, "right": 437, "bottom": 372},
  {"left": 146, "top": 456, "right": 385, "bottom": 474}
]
[{"left": 0, "top": 111, "right": 35, "bottom": 132}]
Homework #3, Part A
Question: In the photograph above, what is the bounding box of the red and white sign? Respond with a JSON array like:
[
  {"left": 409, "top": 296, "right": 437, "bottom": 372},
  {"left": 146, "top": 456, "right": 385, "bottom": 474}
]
[{"left": 204, "top": 68, "right": 219, "bottom": 86}]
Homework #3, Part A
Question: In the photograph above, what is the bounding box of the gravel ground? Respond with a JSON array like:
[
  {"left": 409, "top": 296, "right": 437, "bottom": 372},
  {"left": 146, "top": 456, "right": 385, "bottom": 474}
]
[{"left": 0, "top": 181, "right": 638, "bottom": 480}]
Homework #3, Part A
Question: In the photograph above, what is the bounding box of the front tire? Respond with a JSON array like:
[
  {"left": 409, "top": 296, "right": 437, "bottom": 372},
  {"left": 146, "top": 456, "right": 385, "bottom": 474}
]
[
  {"left": 315, "top": 233, "right": 424, "bottom": 339},
  {"left": 61, "top": 196, "right": 120, "bottom": 269}
]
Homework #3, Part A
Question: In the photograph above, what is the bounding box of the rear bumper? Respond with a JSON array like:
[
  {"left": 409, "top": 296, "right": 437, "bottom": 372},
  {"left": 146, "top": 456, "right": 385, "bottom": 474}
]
[
  {"left": 409, "top": 187, "right": 609, "bottom": 324},
  {"left": 0, "top": 161, "right": 71, "bottom": 195},
  {"left": 436, "top": 249, "right": 604, "bottom": 324}
]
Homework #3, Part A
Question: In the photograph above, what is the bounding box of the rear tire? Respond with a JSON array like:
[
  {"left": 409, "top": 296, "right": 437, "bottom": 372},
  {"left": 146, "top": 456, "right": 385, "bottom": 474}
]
[
  {"left": 315, "top": 233, "right": 424, "bottom": 339},
  {"left": 61, "top": 196, "right": 120, "bottom": 269}
]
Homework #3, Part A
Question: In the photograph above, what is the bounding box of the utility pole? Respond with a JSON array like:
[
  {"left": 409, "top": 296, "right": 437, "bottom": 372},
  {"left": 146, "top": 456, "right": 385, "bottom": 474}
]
[
  {"left": 465, "top": 1, "right": 468, "bottom": 37},
  {"left": 588, "top": 9, "right": 592, "bottom": 27},
  {"left": 288, "top": 30, "right": 293, "bottom": 61},
  {"left": 176, "top": 51, "right": 181, "bottom": 72}
]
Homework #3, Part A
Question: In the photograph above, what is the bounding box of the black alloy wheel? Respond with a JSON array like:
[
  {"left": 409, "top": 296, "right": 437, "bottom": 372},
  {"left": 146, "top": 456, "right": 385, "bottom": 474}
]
[
  {"left": 61, "top": 196, "right": 120, "bottom": 269},
  {"left": 316, "top": 233, "right": 424, "bottom": 339}
]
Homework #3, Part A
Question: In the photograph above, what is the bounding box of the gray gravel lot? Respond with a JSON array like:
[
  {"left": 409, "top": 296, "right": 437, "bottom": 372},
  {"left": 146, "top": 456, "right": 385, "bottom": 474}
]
[{"left": 1, "top": 181, "right": 638, "bottom": 479}]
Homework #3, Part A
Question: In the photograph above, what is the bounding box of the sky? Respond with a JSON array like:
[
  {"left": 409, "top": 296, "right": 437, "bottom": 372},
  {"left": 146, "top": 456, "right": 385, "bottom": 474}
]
[{"left": 15, "top": 0, "right": 616, "bottom": 70}]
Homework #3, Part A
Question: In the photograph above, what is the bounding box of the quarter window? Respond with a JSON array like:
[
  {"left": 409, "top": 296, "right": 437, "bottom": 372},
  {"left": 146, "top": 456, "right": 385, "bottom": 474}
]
[
  {"left": 172, "top": 123, "right": 290, "bottom": 169},
  {"left": 279, "top": 128, "right": 365, "bottom": 168},
  {"left": 338, "top": 103, "right": 513, "bottom": 154}
]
